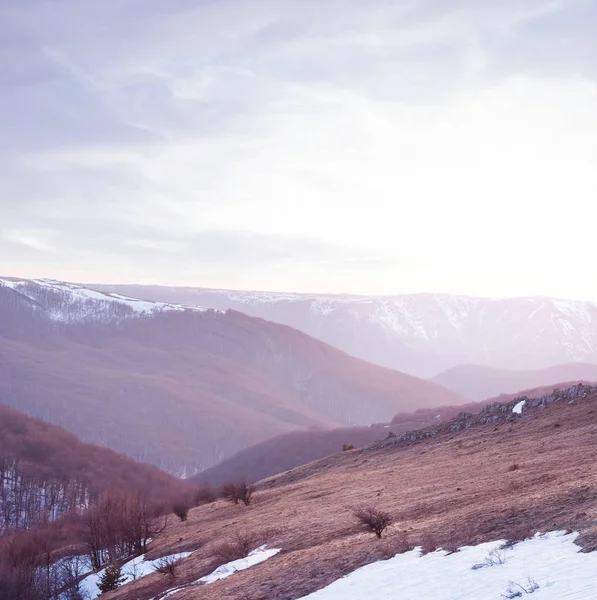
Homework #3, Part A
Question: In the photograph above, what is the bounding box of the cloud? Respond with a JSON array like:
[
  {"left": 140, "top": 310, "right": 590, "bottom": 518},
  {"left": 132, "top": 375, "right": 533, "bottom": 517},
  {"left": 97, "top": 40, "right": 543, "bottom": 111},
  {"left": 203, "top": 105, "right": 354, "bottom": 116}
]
[
  {"left": 1, "top": 229, "right": 55, "bottom": 253},
  {"left": 1, "top": 0, "right": 596, "bottom": 298}
]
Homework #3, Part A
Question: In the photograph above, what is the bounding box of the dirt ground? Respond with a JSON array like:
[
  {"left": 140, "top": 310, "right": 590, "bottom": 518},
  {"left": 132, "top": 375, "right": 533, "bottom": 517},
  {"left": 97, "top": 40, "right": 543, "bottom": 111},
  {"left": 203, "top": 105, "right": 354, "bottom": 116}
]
[{"left": 109, "top": 391, "right": 597, "bottom": 600}]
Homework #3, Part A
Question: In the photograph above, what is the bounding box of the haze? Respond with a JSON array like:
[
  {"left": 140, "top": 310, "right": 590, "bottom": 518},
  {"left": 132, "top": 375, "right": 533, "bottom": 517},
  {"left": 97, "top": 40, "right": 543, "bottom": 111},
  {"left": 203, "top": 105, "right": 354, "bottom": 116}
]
[{"left": 1, "top": 0, "right": 596, "bottom": 299}]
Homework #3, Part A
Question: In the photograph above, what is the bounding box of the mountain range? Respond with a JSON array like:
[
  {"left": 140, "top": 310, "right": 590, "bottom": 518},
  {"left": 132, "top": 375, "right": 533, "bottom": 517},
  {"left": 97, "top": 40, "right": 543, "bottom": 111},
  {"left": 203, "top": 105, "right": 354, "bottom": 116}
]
[
  {"left": 0, "top": 277, "right": 462, "bottom": 475},
  {"left": 92, "top": 284, "right": 597, "bottom": 377}
]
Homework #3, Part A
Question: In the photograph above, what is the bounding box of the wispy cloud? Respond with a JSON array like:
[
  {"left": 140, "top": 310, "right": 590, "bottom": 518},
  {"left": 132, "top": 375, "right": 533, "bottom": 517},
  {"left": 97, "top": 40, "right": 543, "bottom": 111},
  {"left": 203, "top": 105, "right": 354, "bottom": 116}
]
[{"left": 1, "top": 0, "right": 596, "bottom": 298}]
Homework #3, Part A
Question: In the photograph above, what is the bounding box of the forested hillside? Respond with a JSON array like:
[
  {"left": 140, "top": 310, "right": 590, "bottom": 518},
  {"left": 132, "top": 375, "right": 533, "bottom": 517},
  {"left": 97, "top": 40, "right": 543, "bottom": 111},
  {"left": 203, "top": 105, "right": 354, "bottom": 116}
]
[{"left": 0, "top": 402, "right": 186, "bottom": 535}]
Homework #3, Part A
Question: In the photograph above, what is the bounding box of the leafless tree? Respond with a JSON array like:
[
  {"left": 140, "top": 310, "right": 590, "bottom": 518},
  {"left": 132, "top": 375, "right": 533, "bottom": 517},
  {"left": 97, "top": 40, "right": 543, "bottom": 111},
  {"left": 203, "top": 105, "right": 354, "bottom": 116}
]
[
  {"left": 237, "top": 481, "right": 255, "bottom": 506},
  {"left": 221, "top": 482, "right": 239, "bottom": 504}
]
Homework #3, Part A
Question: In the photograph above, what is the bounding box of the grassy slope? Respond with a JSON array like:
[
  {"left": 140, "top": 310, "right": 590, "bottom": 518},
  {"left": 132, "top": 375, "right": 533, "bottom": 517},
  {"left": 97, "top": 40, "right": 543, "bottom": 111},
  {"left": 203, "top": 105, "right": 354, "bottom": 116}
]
[{"left": 106, "top": 385, "right": 597, "bottom": 600}]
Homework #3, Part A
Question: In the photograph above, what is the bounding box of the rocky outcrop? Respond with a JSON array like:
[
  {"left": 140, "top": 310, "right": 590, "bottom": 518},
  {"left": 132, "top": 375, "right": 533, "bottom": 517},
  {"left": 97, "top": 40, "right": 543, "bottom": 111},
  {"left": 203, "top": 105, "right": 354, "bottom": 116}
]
[{"left": 368, "top": 384, "right": 597, "bottom": 451}]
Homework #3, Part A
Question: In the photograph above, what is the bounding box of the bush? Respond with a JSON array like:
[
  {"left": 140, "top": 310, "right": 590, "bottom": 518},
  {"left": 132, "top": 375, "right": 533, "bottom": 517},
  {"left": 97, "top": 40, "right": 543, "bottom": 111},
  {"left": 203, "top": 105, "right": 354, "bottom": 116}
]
[
  {"left": 221, "top": 482, "right": 239, "bottom": 504},
  {"left": 393, "top": 532, "right": 414, "bottom": 554},
  {"left": 237, "top": 481, "right": 255, "bottom": 506},
  {"left": 354, "top": 506, "right": 392, "bottom": 539},
  {"left": 213, "top": 532, "right": 257, "bottom": 563},
  {"left": 221, "top": 481, "right": 255, "bottom": 506},
  {"left": 342, "top": 443, "right": 355, "bottom": 451},
  {"left": 172, "top": 502, "right": 190, "bottom": 522},
  {"left": 472, "top": 548, "right": 507, "bottom": 570},
  {"left": 379, "top": 532, "right": 413, "bottom": 558},
  {"left": 153, "top": 556, "right": 181, "bottom": 579},
  {"left": 501, "top": 524, "right": 536, "bottom": 549},
  {"left": 502, "top": 577, "right": 539, "bottom": 598},
  {"left": 195, "top": 485, "right": 217, "bottom": 505},
  {"left": 442, "top": 536, "right": 460, "bottom": 555},
  {"left": 420, "top": 533, "right": 437, "bottom": 555}
]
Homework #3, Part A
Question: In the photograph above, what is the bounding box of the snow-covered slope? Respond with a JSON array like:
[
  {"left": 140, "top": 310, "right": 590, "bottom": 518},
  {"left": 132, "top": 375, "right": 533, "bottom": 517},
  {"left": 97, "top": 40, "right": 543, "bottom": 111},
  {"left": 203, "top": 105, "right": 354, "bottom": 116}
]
[
  {"left": 298, "top": 531, "right": 596, "bottom": 600},
  {"left": 0, "top": 277, "right": 208, "bottom": 323},
  {"left": 93, "top": 285, "right": 597, "bottom": 377}
]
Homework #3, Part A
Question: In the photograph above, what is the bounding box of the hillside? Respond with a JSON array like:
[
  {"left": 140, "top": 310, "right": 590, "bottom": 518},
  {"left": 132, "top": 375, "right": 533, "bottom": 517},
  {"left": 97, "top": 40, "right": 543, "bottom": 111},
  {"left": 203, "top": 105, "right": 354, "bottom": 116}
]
[
  {"left": 432, "top": 362, "right": 597, "bottom": 400},
  {"left": 94, "top": 284, "right": 597, "bottom": 377},
  {"left": 0, "top": 278, "right": 464, "bottom": 475},
  {"left": 94, "top": 383, "right": 597, "bottom": 600},
  {"left": 0, "top": 402, "right": 186, "bottom": 534},
  {"left": 195, "top": 380, "right": 584, "bottom": 486},
  {"left": 194, "top": 401, "right": 494, "bottom": 486}
]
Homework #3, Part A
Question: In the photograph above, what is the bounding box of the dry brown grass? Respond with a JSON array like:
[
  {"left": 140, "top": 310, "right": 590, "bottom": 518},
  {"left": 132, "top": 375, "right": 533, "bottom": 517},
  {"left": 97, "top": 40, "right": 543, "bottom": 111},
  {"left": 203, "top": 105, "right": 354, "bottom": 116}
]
[{"left": 105, "top": 393, "right": 597, "bottom": 600}]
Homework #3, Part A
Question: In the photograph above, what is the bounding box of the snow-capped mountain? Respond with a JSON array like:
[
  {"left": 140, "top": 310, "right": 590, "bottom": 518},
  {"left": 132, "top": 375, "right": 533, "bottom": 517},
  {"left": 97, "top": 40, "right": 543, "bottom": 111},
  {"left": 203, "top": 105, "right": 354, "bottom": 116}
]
[
  {"left": 0, "top": 277, "right": 208, "bottom": 323},
  {"left": 0, "top": 276, "right": 464, "bottom": 475},
  {"left": 93, "top": 284, "right": 597, "bottom": 377}
]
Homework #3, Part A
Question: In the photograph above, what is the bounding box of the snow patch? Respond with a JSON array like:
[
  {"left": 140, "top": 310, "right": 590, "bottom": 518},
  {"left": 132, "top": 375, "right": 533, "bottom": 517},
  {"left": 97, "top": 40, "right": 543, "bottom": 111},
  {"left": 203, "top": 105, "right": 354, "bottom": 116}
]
[
  {"left": 512, "top": 400, "right": 526, "bottom": 415},
  {"left": 0, "top": 278, "right": 211, "bottom": 323},
  {"left": 298, "top": 531, "right": 595, "bottom": 600},
  {"left": 79, "top": 552, "right": 191, "bottom": 599},
  {"left": 152, "top": 546, "right": 280, "bottom": 598},
  {"left": 197, "top": 545, "right": 280, "bottom": 584}
]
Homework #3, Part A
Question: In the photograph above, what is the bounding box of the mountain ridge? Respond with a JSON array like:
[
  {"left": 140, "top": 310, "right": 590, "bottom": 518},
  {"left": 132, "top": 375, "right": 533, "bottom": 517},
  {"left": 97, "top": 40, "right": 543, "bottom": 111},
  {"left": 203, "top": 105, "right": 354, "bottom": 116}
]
[
  {"left": 0, "top": 277, "right": 463, "bottom": 475},
  {"left": 90, "top": 283, "right": 597, "bottom": 377}
]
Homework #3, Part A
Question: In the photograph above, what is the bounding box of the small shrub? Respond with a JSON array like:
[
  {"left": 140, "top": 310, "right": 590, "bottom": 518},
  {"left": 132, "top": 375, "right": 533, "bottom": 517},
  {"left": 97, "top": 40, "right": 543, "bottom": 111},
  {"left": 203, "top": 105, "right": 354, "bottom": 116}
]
[
  {"left": 508, "top": 463, "right": 520, "bottom": 472},
  {"left": 153, "top": 556, "right": 181, "bottom": 579},
  {"left": 173, "top": 502, "right": 190, "bottom": 522},
  {"left": 379, "top": 532, "right": 413, "bottom": 558},
  {"left": 501, "top": 524, "right": 535, "bottom": 549},
  {"left": 420, "top": 533, "right": 437, "bottom": 555},
  {"left": 354, "top": 506, "right": 392, "bottom": 539},
  {"left": 213, "top": 532, "right": 257, "bottom": 563},
  {"left": 501, "top": 577, "right": 539, "bottom": 598},
  {"left": 220, "top": 481, "right": 255, "bottom": 506},
  {"left": 394, "top": 532, "right": 414, "bottom": 554},
  {"left": 195, "top": 485, "right": 217, "bottom": 505},
  {"left": 442, "top": 536, "right": 460, "bottom": 555},
  {"left": 342, "top": 443, "right": 355, "bottom": 451},
  {"left": 472, "top": 548, "right": 507, "bottom": 570}
]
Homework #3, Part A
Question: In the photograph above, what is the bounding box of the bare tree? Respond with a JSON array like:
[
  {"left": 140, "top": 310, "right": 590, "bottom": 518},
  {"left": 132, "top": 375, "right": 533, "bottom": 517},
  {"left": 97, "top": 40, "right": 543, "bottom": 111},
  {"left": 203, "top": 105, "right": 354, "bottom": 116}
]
[
  {"left": 60, "top": 555, "right": 89, "bottom": 600},
  {"left": 221, "top": 482, "right": 239, "bottom": 505},
  {"left": 237, "top": 481, "right": 255, "bottom": 506},
  {"left": 82, "top": 490, "right": 168, "bottom": 569},
  {"left": 221, "top": 481, "right": 255, "bottom": 506}
]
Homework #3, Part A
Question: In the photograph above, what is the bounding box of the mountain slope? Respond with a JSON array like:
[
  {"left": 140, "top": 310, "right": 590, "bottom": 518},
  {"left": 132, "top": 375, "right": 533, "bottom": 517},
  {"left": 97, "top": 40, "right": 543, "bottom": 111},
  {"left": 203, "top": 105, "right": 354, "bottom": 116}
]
[
  {"left": 105, "top": 383, "right": 597, "bottom": 600},
  {"left": 193, "top": 401, "right": 491, "bottom": 486},
  {"left": 0, "top": 278, "right": 464, "bottom": 475},
  {"left": 91, "top": 284, "right": 597, "bottom": 377},
  {"left": 0, "top": 402, "right": 186, "bottom": 533},
  {"left": 432, "top": 363, "right": 597, "bottom": 401}
]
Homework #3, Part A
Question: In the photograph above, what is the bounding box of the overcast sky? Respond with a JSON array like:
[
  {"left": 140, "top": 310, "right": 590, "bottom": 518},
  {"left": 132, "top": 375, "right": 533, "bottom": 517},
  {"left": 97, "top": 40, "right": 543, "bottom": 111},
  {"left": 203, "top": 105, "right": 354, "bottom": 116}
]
[{"left": 1, "top": 0, "right": 596, "bottom": 298}]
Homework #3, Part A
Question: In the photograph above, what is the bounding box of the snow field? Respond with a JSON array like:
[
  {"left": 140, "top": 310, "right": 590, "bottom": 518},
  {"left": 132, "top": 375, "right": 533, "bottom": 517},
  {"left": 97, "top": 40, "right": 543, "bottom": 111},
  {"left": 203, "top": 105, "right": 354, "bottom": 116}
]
[{"left": 297, "top": 531, "right": 597, "bottom": 600}]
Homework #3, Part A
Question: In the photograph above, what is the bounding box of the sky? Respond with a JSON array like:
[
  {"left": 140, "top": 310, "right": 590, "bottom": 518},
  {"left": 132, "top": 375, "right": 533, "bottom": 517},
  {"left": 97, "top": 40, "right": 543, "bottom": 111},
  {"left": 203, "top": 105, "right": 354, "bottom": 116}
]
[{"left": 1, "top": 0, "right": 597, "bottom": 299}]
